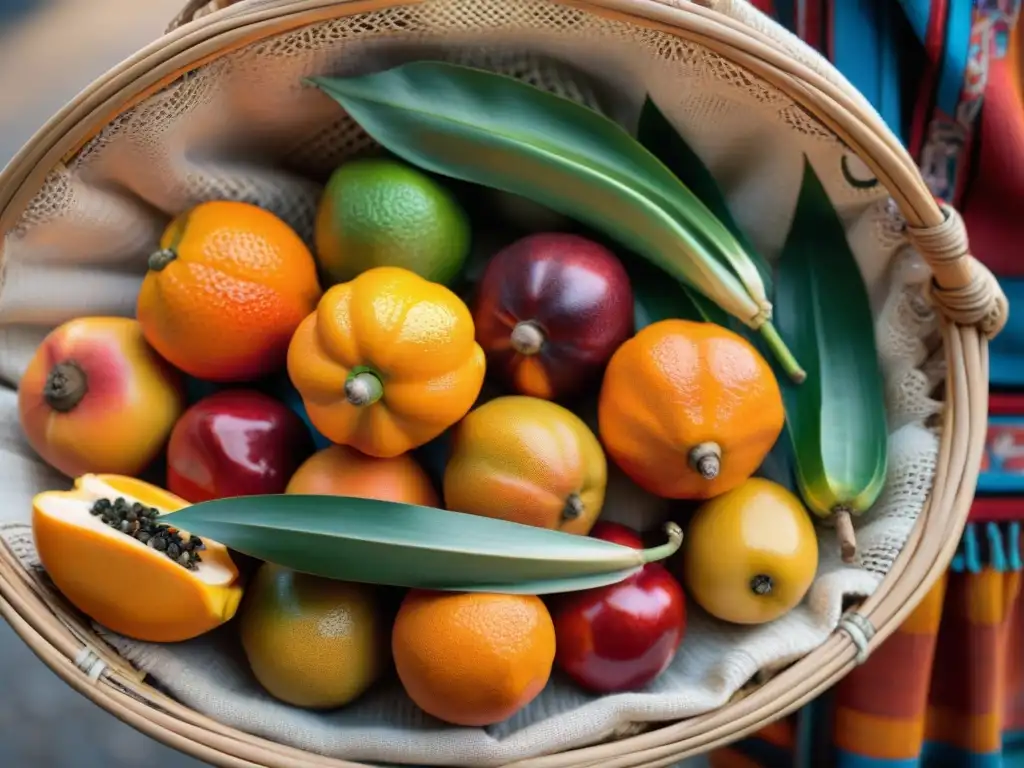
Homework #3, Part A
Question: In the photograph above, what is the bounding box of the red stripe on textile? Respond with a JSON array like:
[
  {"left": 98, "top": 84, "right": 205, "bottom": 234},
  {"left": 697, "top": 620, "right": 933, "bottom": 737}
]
[
  {"left": 989, "top": 394, "right": 1024, "bottom": 416},
  {"left": 823, "top": 0, "right": 834, "bottom": 62},
  {"left": 1006, "top": 584, "right": 1024, "bottom": 730},
  {"left": 970, "top": 497, "right": 1024, "bottom": 523},
  {"left": 909, "top": 0, "right": 950, "bottom": 159},
  {"left": 927, "top": 577, "right": 1008, "bottom": 714},
  {"left": 799, "top": 0, "right": 823, "bottom": 51},
  {"left": 748, "top": 0, "right": 776, "bottom": 14},
  {"left": 831, "top": 627, "right": 938, "bottom": 718},
  {"left": 960, "top": 58, "right": 1024, "bottom": 274}
]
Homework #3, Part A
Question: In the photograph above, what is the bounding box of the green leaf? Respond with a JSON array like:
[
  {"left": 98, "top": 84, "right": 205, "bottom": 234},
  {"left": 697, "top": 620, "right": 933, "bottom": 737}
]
[
  {"left": 166, "top": 495, "right": 683, "bottom": 594},
  {"left": 636, "top": 98, "right": 773, "bottom": 295},
  {"left": 775, "top": 158, "right": 887, "bottom": 527},
  {"left": 306, "top": 63, "right": 804, "bottom": 381},
  {"left": 625, "top": 253, "right": 706, "bottom": 330},
  {"left": 634, "top": 96, "right": 789, "bottom": 374}
]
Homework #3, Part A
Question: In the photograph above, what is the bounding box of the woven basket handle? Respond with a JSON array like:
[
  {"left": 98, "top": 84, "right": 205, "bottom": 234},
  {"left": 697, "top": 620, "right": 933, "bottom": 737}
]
[{"left": 905, "top": 206, "right": 1008, "bottom": 338}]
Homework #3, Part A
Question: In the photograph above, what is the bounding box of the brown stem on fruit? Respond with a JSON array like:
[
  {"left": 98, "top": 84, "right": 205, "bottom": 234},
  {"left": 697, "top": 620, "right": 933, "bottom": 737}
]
[
  {"left": 344, "top": 371, "right": 384, "bottom": 407},
  {"left": 833, "top": 506, "right": 858, "bottom": 563},
  {"left": 750, "top": 574, "right": 773, "bottom": 596},
  {"left": 688, "top": 442, "right": 722, "bottom": 481},
  {"left": 43, "top": 361, "right": 88, "bottom": 413},
  {"left": 510, "top": 321, "right": 545, "bottom": 356},
  {"left": 561, "top": 493, "right": 585, "bottom": 521},
  {"left": 148, "top": 248, "right": 177, "bottom": 272}
]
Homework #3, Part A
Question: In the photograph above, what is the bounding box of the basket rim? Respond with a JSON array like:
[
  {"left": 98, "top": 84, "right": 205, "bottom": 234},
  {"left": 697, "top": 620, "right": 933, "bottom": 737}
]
[{"left": 0, "top": 1, "right": 993, "bottom": 766}]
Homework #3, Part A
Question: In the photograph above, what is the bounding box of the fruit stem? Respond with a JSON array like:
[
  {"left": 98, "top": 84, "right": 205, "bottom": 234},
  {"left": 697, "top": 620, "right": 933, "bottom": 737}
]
[
  {"left": 344, "top": 370, "right": 384, "bottom": 407},
  {"left": 758, "top": 322, "right": 806, "bottom": 384},
  {"left": 750, "top": 574, "right": 773, "bottom": 596},
  {"left": 688, "top": 442, "right": 722, "bottom": 481},
  {"left": 510, "top": 321, "right": 545, "bottom": 356},
  {"left": 562, "top": 493, "right": 585, "bottom": 521},
  {"left": 641, "top": 522, "right": 684, "bottom": 564},
  {"left": 43, "top": 361, "right": 88, "bottom": 413},
  {"left": 833, "top": 506, "right": 858, "bottom": 563},
  {"left": 148, "top": 248, "right": 177, "bottom": 272}
]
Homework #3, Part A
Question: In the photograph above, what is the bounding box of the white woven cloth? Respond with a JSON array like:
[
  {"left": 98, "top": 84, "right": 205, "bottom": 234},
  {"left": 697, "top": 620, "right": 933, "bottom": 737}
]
[{"left": 0, "top": 0, "right": 944, "bottom": 764}]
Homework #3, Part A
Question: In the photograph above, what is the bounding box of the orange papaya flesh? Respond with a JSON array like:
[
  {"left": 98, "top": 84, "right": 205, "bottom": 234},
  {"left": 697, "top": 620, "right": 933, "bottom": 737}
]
[{"left": 32, "top": 474, "right": 243, "bottom": 643}]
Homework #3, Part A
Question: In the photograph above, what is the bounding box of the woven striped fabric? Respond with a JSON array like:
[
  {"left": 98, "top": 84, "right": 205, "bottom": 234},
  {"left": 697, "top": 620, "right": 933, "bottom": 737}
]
[{"left": 705, "top": 3, "right": 1024, "bottom": 765}]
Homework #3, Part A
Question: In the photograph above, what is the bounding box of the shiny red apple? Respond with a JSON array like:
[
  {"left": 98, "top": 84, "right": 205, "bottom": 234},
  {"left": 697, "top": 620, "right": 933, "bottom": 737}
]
[
  {"left": 473, "top": 233, "right": 633, "bottom": 400},
  {"left": 552, "top": 521, "right": 687, "bottom": 693},
  {"left": 167, "top": 389, "right": 314, "bottom": 502}
]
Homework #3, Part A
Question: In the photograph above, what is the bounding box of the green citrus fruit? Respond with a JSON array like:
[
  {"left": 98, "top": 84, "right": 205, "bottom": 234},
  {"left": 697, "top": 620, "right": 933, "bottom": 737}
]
[
  {"left": 314, "top": 158, "right": 471, "bottom": 286},
  {"left": 239, "top": 562, "right": 388, "bottom": 709}
]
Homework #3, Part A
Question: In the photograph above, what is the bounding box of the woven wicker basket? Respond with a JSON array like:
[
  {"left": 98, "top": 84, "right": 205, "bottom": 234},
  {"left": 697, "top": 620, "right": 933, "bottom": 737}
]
[{"left": 0, "top": 1, "right": 1009, "bottom": 766}]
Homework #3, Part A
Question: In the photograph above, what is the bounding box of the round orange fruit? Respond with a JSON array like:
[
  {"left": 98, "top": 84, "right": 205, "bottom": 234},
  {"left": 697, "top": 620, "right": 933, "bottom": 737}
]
[
  {"left": 137, "top": 201, "right": 322, "bottom": 382},
  {"left": 392, "top": 590, "right": 556, "bottom": 726},
  {"left": 285, "top": 444, "right": 439, "bottom": 507},
  {"left": 598, "top": 319, "right": 784, "bottom": 500}
]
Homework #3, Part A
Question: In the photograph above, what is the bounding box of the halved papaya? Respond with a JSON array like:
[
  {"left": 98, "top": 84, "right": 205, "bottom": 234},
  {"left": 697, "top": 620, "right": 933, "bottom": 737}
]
[{"left": 32, "top": 474, "right": 243, "bottom": 643}]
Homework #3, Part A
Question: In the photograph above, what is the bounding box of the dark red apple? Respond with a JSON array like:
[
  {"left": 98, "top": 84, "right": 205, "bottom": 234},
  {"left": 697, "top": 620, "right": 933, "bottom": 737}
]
[
  {"left": 552, "top": 521, "right": 687, "bottom": 693},
  {"left": 473, "top": 233, "right": 633, "bottom": 400},
  {"left": 167, "top": 389, "right": 314, "bottom": 502}
]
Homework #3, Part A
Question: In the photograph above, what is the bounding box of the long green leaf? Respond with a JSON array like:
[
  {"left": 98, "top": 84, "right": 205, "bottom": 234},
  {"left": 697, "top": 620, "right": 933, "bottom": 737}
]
[
  {"left": 634, "top": 96, "right": 787, "bottom": 372},
  {"left": 775, "top": 158, "right": 887, "bottom": 558},
  {"left": 637, "top": 98, "right": 773, "bottom": 295},
  {"left": 166, "top": 495, "right": 683, "bottom": 594},
  {"left": 626, "top": 253, "right": 706, "bottom": 330},
  {"left": 306, "top": 63, "right": 803, "bottom": 381}
]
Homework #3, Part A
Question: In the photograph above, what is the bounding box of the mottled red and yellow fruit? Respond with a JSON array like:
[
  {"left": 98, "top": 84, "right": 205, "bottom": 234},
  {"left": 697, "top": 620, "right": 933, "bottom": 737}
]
[
  {"left": 443, "top": 396, "right": 607, "bottom": 534},
  {"left": 33, "top": 474, "right": 243, "bottom": 643},
  {"left": 18, "top": 317, "right": 184, "bottom": 478}
]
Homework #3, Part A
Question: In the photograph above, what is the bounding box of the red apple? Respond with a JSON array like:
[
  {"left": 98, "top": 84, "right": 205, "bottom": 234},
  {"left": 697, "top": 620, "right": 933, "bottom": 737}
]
[
  {"left": 473, "top": 233, "right": 633, "bottom": 400},
  {"left": 552, "top": 521, "right": 686, "bottom": 693},
  {"left": 167, "top": 389, "right": 314, "bottom": 502}
]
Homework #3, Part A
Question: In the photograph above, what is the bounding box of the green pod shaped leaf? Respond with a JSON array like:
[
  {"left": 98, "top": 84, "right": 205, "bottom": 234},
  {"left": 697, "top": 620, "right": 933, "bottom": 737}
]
[
  {"left": 775, "top": 158, "right": 888, "bottom": 563},
  {"left": 165, "top": 495, "right": 684, "bottom": 594},
  {"left": 307, "top": 63, "right": 804, "bottom": 382},
  {"left": 637, "top": 98, "right": 773, "bottom": 296}
]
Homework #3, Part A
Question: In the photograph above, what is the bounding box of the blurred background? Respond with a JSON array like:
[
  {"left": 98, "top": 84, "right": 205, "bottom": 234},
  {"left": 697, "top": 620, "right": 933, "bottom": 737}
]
[{"left": 1, "top": 2, "right": 205, "bottom": 764}]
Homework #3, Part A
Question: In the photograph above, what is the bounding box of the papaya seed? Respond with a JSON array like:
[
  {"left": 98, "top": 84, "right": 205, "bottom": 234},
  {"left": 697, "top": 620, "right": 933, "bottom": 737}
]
[{"left": 88, "top": 497, "right": 204, "bottom": 571}]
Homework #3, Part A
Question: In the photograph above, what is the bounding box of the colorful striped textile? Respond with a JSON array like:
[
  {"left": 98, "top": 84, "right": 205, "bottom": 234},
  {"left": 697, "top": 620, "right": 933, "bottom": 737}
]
[
  {"left": 709, "top": 550, "right": 1024, "bottom": 766},
  {"left": 703, "top": 2, "right": 1024, "bottom": 766}
]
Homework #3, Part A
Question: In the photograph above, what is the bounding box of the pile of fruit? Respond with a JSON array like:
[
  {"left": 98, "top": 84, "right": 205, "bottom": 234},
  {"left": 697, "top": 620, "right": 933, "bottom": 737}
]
[{"left": 17, "top": 61, "right": 887, "bottom": 729}]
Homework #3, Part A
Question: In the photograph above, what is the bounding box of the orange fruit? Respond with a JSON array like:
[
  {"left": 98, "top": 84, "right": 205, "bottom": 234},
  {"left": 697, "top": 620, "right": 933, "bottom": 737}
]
[
  {"left": 392, "top": 590, "right": 556, "bottom": 726},
  {"left": 287, "top": 266, "right": 485, "bottom": 458},
  {"left": 443, "top": 395, "right": 607, "bottom": 534},
  {"left": 137, "top": 201, "right": 322, "bottom": 382},
  {"left": 598, "top": 319, "right": 784, "bottom": 500},
  {"left": 285, "top": 444, "right": 439, "bottom": 507}
]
